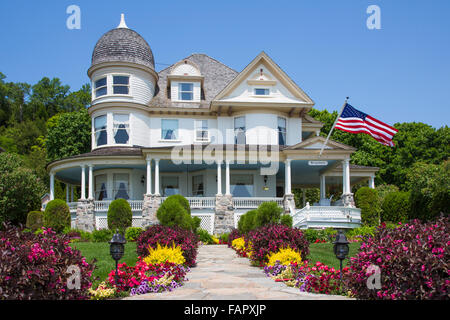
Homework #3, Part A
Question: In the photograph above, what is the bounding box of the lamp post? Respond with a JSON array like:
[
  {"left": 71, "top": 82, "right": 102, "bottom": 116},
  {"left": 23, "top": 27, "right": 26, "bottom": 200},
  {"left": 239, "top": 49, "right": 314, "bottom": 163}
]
[
  {"left": 333, "top": 230, "right": 349, "bottom": 281},
  {"left": 109, "top": 231, "right": 126, "bottom": 286}
]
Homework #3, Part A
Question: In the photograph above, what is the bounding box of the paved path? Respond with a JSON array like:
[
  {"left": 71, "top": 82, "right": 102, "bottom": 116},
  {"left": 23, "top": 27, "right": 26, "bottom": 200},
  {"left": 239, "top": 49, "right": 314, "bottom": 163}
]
[{"left": 125, "top": 245, "right": 350, "bottom": 300}]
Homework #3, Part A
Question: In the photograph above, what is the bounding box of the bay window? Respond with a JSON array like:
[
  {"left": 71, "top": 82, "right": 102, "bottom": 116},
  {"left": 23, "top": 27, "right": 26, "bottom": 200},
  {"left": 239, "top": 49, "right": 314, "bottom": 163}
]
[
  {"left": 113, "top": 75, "right": 130, "bottom": 95},
  {"left": 94, "top": 77, "right": 107, "bottom": 98},
  {"left": 94, "top": 115, "right": 107, "bottom": 146},
  {"left": 113, "top": 114, "right": 130, "bottom": 144}
]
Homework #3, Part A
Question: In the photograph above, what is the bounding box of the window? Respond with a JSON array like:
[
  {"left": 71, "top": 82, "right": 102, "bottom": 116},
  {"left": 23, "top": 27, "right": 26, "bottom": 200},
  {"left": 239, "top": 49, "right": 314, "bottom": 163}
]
[
  {"left": 254, "top": 88, "right": 269, "bottom": 96},
  {"left": 95, "top": 174, "right": 108, "bottom": 200},
  {"left": 113, "top": 114, "right": 130, "bottom": 144},
  {"left": 113, "top": 173, "right": 130, "bottom": 200},
  {"left": 195, "top": 120, "right": 208, "bottom": 142},
  {"left": 234, "top": 116, "right": 246, "bottom": 144},
  {"left": 278, "top": 117, "right": 287, "bottom": 145},
  {"left": 162, "top": 176, "right": 179, "bottom": 196},
  {"left": 230, "top": 174, "right": 253, "bottom": 197},
  {"left": 179, "top": 83, "right": 193, "bottom": 101},
  {"left": 94, "top": 77, "right": 107, "bottom": 98},
  {"left": 161, "top": 119, "right": 178, "bottom": 140},
  {"left": 113, "top": 75, "right": 130, "bottom": 94},
  {"left": 192, "top": 175, "right": 204, "bottom": 196},
  {"left": 94, "top": 115, "right": 107, "bottom": 146}
]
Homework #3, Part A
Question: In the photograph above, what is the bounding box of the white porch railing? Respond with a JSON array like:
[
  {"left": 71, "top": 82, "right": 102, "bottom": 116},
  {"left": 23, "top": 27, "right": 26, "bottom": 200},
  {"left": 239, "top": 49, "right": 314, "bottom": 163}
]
[
  {"left": 292, "top": 206, "right": 362, "bottom": 229},
  {"left": 233, "top": 197, "right": 284, "bottom": 209},
  {"left": 161, "top": 197, "right": 216, "bottom": 209},
  {"left": 94, "top": 200, "right": 143, "bottom": 212}
]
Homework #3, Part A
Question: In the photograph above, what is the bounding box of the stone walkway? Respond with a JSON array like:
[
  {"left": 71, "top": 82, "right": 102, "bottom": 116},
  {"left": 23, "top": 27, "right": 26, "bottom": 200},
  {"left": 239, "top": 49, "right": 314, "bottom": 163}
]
[{"left": 125, "top": 244, "right": 351, "bottom": 300}]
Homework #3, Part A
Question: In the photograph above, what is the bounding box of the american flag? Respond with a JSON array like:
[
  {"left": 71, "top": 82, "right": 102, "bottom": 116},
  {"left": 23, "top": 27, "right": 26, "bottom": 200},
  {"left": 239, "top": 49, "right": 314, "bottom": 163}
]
[{"left": 335, "top": 103, "right": 398, "bottom": 147}]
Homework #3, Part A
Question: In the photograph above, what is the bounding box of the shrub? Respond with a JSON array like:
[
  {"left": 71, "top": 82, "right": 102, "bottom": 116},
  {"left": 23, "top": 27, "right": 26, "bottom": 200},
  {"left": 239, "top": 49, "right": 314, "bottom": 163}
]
[
  {"left": 125, "top": 227, "right": 143, "bottom": 242},
  {"left": 43, "top": 199, "right": 71, "bottom": 233},
  {"left": 107, "top": 199, "right": 132, "bottom": 234},
  {"left": 191, "top": 216, "right": 201, "bottom": 233},
  {"left": 382, "top": 191, "right": 410, "bottom": 223},
  {"left": 136, "top": 225, "right": 199, "bottom": 267},
  {"left": 227, "top": 228, "right": 242, "bottom": 248},
  {"left": 245, "top": 224, "right": 309, "bottom": 266},
  {"left": 143, "top": 243, "right": 186, "bottom": 265},
  {"left": 303, "top": 228, "right": 336, "bottom": 243},
  {"left": 355, "top": 187, "right": 381, "bottom": 226},
  {"left": 0, "top": 224, "right": 95, "bottom": 300},
  {"left": 345, "top": 225, "right": 376, "bottom": 242},
  {"left": 156, "top": 197, "right": 191, "bottom": 230},
  {"left": 267, "top": 247, "right": 303, "bottom": 267},
  {"left": 254, "top": 201, "right": 283, "bottom": 228},
  {"left": 26, "top": 211, "right": 44, "bottom": 231},
  {"left": 63, "top": 228, "right": 92, "bottom": 242},
  {"left": 197, "top": 228, "right": 214, "bottom": 244},
  {"left": 238, "top": 209, "right": 258, "bottom": 234},
  {"left": 220, "top": 232, "right": 230, "bottom": 244},
  {"left": 280, "top": 214, "right": 293, "bottom": 228},
  {"left": 345, "top": 216, "right": 449, "bottom": 300},
  {"left": 166, "top": 194, "right": 191, "bottom": 215},
  {"left": 92, "top": 229, "right": 113, "bottom": 242}
]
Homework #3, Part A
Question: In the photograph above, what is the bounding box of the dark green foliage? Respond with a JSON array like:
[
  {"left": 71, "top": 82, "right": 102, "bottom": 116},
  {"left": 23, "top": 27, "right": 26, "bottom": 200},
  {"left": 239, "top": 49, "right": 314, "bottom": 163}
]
[
  {"left": 0, "top": 152, "right": 44, "bottom": 225},
  {"left": 125, "top": 227, "right": 144, "bottom": 242},
  {"left": 166, "top": 194, "right": 191, "bottom": 215},
  {"left": 280, "top": 214, "right": 293, "bottom": 228},
  {"left": 26, "top": 211, "right": 43, "bottom": 231},
  {"left": 191, "top": 216, "right": 201, "bottom": 233},
  {"left": 92, "top": 229, "right": 113, "bottom": 242},
  {"left": 43, "top": 199, "right": 70, "bottom": 233},
  {"left": 156, "top": 195, "right": 197, "bottom": 231},
  {"left": 254, "top": 201, "right": 283, "bottom": 228},
  {"left": 303, "top": 228, "right": 337, "bottom": 243},
  {"left": 107, "top": 199, "right": 132, "bottom": 234},
  {"left": 238, "top": 209, "right": 258, "bottom": 234},
  {"left": 354, "top": 187, "right": 381, "bottom": 226},
  {"left": 381, "top": 191, "right": 410, "bottom": 223},
  {"left": 196, "top": 228, "right": 214, "bottom": 244}
]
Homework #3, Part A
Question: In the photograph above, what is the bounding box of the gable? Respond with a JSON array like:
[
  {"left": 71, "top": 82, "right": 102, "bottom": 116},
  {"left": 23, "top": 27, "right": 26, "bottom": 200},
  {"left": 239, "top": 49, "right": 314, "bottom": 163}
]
[
  {"left": 285, "top": 135, "right": 356, "bottom": 151},
  {"left": 213, "top": 52, "right": 314, "bottom": 107}
]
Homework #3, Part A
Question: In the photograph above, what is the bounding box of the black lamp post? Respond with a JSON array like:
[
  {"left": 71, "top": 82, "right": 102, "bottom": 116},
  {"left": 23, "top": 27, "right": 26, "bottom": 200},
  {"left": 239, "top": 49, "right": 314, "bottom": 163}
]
[
  {"left": 333, "top": 230, "right": 349, "bottom": 281},
  {"left": 109, "top": 231, "right": 126, "bottom": 286}
]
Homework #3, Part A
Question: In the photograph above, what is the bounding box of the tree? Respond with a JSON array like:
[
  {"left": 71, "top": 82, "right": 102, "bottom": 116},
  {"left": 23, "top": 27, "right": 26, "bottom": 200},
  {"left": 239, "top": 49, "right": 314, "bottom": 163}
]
[
  {"left": 354, "top": 187, "right": 381, "bottom": 226},
  {"left": 0, "top": 152, "right": 45, "bottom": 225},
  {"left": 381, "top": 191, "right": 410, "bottom": 223},
  {"left": 45, "top": 108, "right": 91, "bottom": 161}
]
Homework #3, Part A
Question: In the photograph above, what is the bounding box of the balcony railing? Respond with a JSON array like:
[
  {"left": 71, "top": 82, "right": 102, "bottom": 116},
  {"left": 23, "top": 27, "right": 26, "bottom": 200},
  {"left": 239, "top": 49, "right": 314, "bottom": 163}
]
[
  {"left": 233, "top": 197, "right": 284, "bottom": 209},
  {"left": 292, "top": 205, "right": 362, "bottom": 229},
  {"left": 162, "top": 197, "right": 216, "bottom": 209},
  {"left": 94, "top": 200, "right": 143, "bottom": 212}
]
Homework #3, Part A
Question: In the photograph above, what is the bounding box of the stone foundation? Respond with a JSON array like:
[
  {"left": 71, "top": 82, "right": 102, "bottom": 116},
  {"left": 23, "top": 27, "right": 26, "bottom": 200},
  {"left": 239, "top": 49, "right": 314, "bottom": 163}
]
[
  {"left": 214, "top": 194, "right": 235, "bottom": 235},
  {"left": 342, "top": 193, "right": 355, "bottom": 208},
  {"left": 75, "top": 199, "right": 95, "bottom": 232},
  {"left": 283, "top": 194, "right": 296, "bottom": 214},
  {"left": 142, "top": 194, "right": 161, "bottom": 228}
]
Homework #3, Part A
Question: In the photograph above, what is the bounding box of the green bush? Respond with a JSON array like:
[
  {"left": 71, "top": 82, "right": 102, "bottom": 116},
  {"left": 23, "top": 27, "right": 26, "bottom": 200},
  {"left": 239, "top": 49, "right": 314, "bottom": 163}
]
[
  {"left": 220, "top": 232, "right": 230, "bottom": 244},
  {"left": 382, "top": 191, "right": 410, "bottom": 223},
  {"left": 345, "top": 225, "right": 376, "bottom": 239},
  {"left": 191, "top": 216, "right": 201, "bottom": 233},
  {"left": 92, "top": 229, "right": 113, "bottom": 242},
  {"left": 107, "top": 199, "right": 132, "bottom": 234},
  {"left": 125, "top": 227, "right": 144, "bottom": 242},
  {"left": 26, "top": 211, "right": 44, "bottom": 231},
  {"left": 166, "top": 194, "right": 191, "bottom": 215},
  {"left": 156, "top": 197, "right": 192, "bottom": 230},
  {"left": 355, "top": 187, "right": 381, "bottom": 226},
  {"left": 197, "top": 228, "right": 214, "bottom": 244},
  {"left": 303, "top": 228, "right": 336, "bottom": 243},
  {"left": 254, "top": 201, "right": 283, "bottom": 228},
  {"left": 238, "top": 209, "right": 258, "bottom": 234},
  {"left": 43, "top": 199, "right": 71, "bottom": 233},
  {"left": 280, "top": 214, "right": 293, "bottom": 228}
]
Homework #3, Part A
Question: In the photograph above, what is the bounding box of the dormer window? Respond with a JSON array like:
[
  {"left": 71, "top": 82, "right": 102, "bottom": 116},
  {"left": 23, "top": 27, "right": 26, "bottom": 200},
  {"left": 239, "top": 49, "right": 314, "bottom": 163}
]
[
  {"left": 113, "top": 75, "right": 130, "bottom": 94},
  {"left": 179, "top": 83, "right": 193, "bottom": 100},
  {"left": 254, "top": 88, "right": 270, "bottom": 96},
  {"left": 95, "top": 77, "right": 107, "bottom": 98}
]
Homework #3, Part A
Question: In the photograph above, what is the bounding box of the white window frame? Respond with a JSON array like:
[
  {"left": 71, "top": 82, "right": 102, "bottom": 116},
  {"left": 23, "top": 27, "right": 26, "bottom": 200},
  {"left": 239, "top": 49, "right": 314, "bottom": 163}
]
[
  {"left": 254, "top": 88, "right": 270, "bottom": 96},
  {"left": 178, "top": 82, "right": 194, "bottom": 101},
  {"left": 113, "top": 113, "right": 131, "bottom": 145},
  {"left": 94, "top": 77, "right": 107, "bottom": 98},
  {"left": 113, "top": 173, "right": 131, "bottom": 200},
  {"left": 94, "top": 114, "right": 108, "bottom": 147},
  {"left": 277, "top": 116, "right": 287, "bottom": 146},
  {"left": 234, "top": 116, "right": 246, "bottom": 145},
  {"left": 161, "top": 119, "right": 179, "bottom": 141},
  {"left": 194, "top": 119, "right": 209, "bottom": 142},
  {"left": 112, "top": 74, "right": 130, "bottom": 95}
]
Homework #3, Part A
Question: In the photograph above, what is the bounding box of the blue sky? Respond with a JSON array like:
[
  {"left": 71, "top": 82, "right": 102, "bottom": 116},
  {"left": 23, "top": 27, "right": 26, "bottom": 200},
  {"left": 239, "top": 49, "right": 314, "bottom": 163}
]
[{"left": 0, "top": 0, "right": 449, "bottom": 128}]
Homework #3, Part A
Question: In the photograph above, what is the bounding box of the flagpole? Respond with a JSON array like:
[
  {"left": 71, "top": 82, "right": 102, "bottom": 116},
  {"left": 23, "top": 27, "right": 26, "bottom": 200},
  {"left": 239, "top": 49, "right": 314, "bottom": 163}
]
[{"left": 318, "top": 97, "right": 349, "bottom": 158}]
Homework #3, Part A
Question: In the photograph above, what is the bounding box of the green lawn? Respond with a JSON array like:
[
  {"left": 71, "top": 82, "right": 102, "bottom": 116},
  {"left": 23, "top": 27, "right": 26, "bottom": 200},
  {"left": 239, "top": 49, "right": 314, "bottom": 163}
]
[
  {"left": 72, "top": 241, "right": 361, "bottom": 287},
  {"left": 307, "top": 243, "right": 360, "bottom": 269}
]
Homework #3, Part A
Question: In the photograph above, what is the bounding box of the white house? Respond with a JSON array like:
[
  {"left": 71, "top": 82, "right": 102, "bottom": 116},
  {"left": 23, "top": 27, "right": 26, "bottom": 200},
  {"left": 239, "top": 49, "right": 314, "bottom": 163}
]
[{"left": 46, "top": 15, "right": 378, "bottom": 234}]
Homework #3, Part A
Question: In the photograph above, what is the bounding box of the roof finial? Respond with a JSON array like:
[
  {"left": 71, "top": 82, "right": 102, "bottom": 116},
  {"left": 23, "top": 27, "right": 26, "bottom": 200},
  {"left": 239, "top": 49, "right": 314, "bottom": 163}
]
[{"left": 117, "top": 13, "right": 128, "bottom": 29}]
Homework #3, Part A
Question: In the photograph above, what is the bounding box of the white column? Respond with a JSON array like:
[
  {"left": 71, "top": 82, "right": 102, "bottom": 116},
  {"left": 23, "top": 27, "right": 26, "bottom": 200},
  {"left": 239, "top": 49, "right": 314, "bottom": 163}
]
[
  {"left": 88, "top": 164, "right": 94, "bottom": 199},
  {"left": 154, "top": 159, "right": 160, "bottom": 195},
  {"left": 320, "top": 175, "right": 326, "bottom": 199},
  {"left": 217, "top": 161, "right": 222, "bottom": 195},
  {"left": 146, "top": 158, "right": 152, "bottom": 195},
  {"left": 80, "top": 165, "right": 86, "bottom": 200},
  {"left": 49, "top": 171, "right": 55, "bottom": 201},
  {"left": 369, "top": 175, "right": 375, "bottom": 189},
  {"left": 342, "top": 159, "right": 350, "bottom": 194},
  {"left": 66, "top": 184, "right": 69, "bottom": 202},
  {"left": 285, "top": 159, "right": 292, "bottom": 195},
  {"left": 225, "top": 160, "right": 231, "bottom": 195}
]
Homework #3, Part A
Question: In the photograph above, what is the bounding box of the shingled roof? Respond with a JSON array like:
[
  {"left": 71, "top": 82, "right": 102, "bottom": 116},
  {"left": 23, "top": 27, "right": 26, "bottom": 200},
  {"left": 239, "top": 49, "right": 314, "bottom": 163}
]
[{"left": 150, "top": 54, "right": 239, "bottom": 109}]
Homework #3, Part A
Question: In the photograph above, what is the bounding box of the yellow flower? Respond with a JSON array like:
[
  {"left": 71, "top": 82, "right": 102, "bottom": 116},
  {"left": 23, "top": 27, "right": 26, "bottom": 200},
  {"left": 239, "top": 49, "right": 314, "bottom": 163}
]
[
  {"left": 231, "top": 237, "right": 246, "bottom": 250},
  {"left": 143, "top": 242, "right": 186, "bottom": 265},
  {"left": 212, "top": 235, "right": 220, "bottom": 244},
  {"left": 89, "top": 281, "right": 116, "bottom": 300},
  {"left": 267, "top": 247, "right": 303, "bottom": 267}
]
